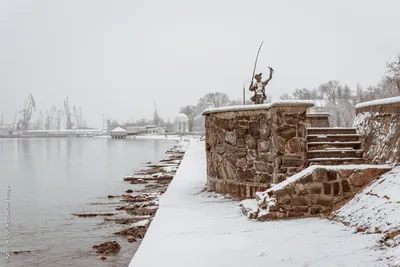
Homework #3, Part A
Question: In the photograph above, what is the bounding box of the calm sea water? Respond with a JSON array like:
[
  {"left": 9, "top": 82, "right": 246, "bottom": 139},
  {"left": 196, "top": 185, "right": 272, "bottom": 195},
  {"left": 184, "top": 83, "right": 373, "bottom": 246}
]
[{"left": 0, "top": 137, "right": 176, "bottom": 267}]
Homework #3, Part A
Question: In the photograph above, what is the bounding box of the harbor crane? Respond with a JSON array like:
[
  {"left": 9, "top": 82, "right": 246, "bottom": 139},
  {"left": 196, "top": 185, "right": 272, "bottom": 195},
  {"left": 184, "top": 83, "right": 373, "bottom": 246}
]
[
  {"left": 56, "top": 109, "right": 64, "bottom": 130},
  {"left": 17, "top": 94, "right": 36, "bottom": 131},
  {"left": 44, "top": 106, "right": 57, "bottom": 130},
  {"left": 64, "top": 97, "right": 73, "bottom": 130},
  {"left": 34, "top": 111, "right": 44, "bottom": 130}
]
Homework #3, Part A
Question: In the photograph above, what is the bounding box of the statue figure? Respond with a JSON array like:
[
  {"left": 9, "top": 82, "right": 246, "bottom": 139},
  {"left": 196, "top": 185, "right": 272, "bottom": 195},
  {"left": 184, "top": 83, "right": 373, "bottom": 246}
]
[{"left": 249, "top": 67, "right": 274, "bottom": 104}]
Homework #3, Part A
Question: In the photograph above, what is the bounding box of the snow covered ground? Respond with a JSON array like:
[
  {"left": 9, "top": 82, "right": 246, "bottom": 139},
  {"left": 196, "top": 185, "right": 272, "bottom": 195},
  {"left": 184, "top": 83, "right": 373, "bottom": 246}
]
[{"left": 128, "top": 140, "right": 396, "bottom": 267}]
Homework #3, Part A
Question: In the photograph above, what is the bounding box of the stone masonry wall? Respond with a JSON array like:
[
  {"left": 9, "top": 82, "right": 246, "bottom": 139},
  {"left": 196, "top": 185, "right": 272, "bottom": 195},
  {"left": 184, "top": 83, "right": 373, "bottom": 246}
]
[
  {"left": 203, "top": 102, "right": 313, "bottom": 198},
  {"left": 247, "top": 166, "right": 391, "bottom": 221},
  {"left": 355, "top": 98, "right": 400, "bottom": 164}
]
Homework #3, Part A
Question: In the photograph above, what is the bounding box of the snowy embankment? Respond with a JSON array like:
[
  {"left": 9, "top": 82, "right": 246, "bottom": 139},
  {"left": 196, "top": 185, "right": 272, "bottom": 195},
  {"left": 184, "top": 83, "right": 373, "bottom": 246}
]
[
  {"left": 332, "top": 167, "right": 400, "bottom": 264},
  {"left": 128, "top": 141, "right": 395, "bottom": 267}
]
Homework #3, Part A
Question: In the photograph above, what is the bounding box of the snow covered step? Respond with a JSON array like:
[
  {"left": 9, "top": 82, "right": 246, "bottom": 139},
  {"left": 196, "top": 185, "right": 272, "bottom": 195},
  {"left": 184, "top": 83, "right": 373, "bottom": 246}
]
[
  {"left": 308, "top": 149, "right": 363, "bottom": 159},
  {"left": 307, "top": 134, "right": 361, "bottom": 143},
  {"left": 307, "top": 127, "right": 357, "bottom": 135},
  {"left": 308, "top": 158, "right": 365, "bottom": 165},
  {"left": 308, "top": 141, "right": 362, "bottom": 151}
]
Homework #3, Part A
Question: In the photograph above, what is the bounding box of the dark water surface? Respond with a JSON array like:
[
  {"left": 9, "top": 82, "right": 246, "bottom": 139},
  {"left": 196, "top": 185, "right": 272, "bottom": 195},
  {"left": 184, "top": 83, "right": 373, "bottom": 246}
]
[{"left": 0, "top": 137, "right": 175, "bottom": 267}]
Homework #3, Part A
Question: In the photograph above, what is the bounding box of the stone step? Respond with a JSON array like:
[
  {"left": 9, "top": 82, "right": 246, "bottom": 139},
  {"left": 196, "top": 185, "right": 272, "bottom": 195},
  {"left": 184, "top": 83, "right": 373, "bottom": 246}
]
[
  {"left": 308, "top": 141, "right": 362, "bottom": 151},
  {"left": 308, "top": 149, "right": 363, "bottom": 159},
  {"left": 307, "top": 157, "right": 365, "bottom": 165},
  {"left": 307, "top": 127, "right": 357, "bottom": 135},
  {"left": 307, "top": 134, "right": 361, "bottom": 143}
]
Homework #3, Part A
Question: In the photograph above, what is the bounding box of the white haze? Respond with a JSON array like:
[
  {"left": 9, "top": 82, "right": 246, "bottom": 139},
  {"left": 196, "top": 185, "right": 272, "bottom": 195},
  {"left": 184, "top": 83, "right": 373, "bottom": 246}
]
[{"left": 0, "top": 0, "right": 399, "bottom": 127}]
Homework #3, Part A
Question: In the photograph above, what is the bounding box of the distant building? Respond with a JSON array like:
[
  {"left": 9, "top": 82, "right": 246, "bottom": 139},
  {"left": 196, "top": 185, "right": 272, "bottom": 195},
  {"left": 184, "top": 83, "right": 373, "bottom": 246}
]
[
  {"left": 110, "top": 127, "right": 127, "bottom": 139},
  {"left": 126, "top": 125, "right": 165, "bottom": 135},
  {"left": 174, "top": 113, "right": 189, "bottom": 133},
  {"left": 308, "top": 99, "right": 329, "bottom": 113}
]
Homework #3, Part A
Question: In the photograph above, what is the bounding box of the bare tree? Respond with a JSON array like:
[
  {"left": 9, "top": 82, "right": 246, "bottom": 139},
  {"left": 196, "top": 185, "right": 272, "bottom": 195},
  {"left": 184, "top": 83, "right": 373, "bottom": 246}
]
[
  {"left": 386, "top": 54, "right": 400, "bottom": 92},
  {"left": 179, "top": 105, "right": 198, "bottom": 132},
  {"left": 319, "top": 81, "right": 356, "bottom": 127},
  {"left": 198, "top": 92, "right": 231, "bottom": 108},
  {"left": 280, "top": 93, "right": 293, "bottom": 100}
]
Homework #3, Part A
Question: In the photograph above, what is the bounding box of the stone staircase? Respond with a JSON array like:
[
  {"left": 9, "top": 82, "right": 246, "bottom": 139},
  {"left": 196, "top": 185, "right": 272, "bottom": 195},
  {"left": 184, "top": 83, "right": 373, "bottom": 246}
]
[{"left": 307, "top": 127, "right": 364, "bottom": 165}]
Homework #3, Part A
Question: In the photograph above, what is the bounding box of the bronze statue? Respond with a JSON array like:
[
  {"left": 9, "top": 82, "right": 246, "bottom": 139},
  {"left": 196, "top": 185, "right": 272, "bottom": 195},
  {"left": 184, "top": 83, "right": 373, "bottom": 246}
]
[{"left": 249, "top": 67, "right": 274, "bottom": 104}]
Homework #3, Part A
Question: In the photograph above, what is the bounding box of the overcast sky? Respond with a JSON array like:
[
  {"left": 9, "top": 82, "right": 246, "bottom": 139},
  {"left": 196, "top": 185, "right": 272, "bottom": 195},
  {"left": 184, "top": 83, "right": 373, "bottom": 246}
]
[{"left": 0, "top": 0, "right": 399, "bottom": 128}]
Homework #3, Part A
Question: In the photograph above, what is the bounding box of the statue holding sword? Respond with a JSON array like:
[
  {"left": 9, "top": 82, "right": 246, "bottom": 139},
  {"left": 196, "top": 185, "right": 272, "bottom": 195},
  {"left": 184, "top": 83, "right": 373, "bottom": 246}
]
[{"left": 248, "top": 41, "right": 275, "bottom": 104}]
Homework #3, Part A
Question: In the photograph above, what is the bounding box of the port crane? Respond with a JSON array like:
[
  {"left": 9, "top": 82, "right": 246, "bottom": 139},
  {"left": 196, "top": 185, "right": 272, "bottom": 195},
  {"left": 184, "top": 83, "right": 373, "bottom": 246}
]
[
  {"left": 34, "top": 111, "right": 44, "bottom": 130},
  {"left": 17, "top": 94, "right": 36, "bottom": 131},
  {"left": 44, "top": 106, "right": 57, "bottom": 130},
  {"left": 64, "top": 97, "right": 73, "bottom": 129},
  {"left": 56, "top": 109, "right": 64, "bottom": 130}
]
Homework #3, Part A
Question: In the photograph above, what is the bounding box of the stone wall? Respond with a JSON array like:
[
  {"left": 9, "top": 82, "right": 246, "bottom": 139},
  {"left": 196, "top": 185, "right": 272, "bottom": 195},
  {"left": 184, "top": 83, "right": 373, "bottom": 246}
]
[
  {"left": 355, "top": 97, "right": 400, "bottom": 164},
  {"left": 306, "top": 113, "right": 330, "bottom": 127},
  {"left": 203, "top": 101, "right": 313, "bottom": 198},
  {"left": 244, "top": 166, "right": 391, "bottom": 221}
]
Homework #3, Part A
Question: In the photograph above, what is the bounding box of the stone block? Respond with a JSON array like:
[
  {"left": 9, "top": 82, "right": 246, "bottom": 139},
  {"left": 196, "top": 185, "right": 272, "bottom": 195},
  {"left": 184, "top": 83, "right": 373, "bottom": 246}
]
[
  {"left": 295, "top": 183, "right": 308, "bottom": 196},
  {"left": 267, "top": 164, "right": 274, "bottom": 174},
  {"left": 249, "top": 121, "right": 260, "bottom": 138},
  {"left": 281, "top": 155, "right": 303, "bottom": 167},
  {"left": 288, "top": 167, "right": 301, "bottom": 176},
  {"left": 214, "top": 144, "right": 226, "bottom": 154},
  {"left": 285, "top": 184, "right": 296, "bottom": 196},
  {"left": 225, "top": 131, "right": 237, "bottom": 145},
  {"left": 259, "top": 119, "right": 271, "bottom": 138},
  {"left": 285, "top": 138, "right": 302, "bottom": 153},
  {"left": 341, "top": 180, "right": 351, "bottom": 193},
  {"left": 235, "top": 127, "right": 248, "bottom": 137},
  {"left": 323, "top": 183, "right": 331, "bottom": 195},
  {"left": 255, "top": 161, "right": 268, "bottom": 172},
  {"left": 245, "top": 135, "right": 257, "bottom": 149},
  {"left": 310, "top": 206, "right": 322, "bottom": 215},
  {"left": 246, "top": 149, "right": 257, "bottom": 162},
  {"left": 338, "top": 169, "right": 354, "bottom": 178},
  {"left": 237, "top": 138, "right": 245, "bottom": 148},
  {"left": 273, "top": 135, "right": 286, "bottom": 153},
  {"left": 236, "top": 148, "right": 248, "bottom": 158},
  {"left": 274, "top": 188, "right": 288, "bottom": 198},
  {"left": 236, "top": 158, "right": 247, "bottom": 168},
  {"left": 276, "top": 173, "right": 286, "bottom": 183},
  {"left": 258, "top": 140, "right": 271, "bottom": 152},
  {"left": 292, "top": 206, "right": 309, "bottom": 213},
  {"left": 275, "top": 125, "right": 297, "bottom": 140},
  {"left": 291, "top": 196, "right": 310, "bottom": 206},
  {"left": 220, "top": 119, "right": 230, "bottom": 130},
  {"left": 308, "top": 183, "right": 322, "bottom": 194},
  {"left": 259, "top": 173, "right": 272, "bottom": 184},
  {"left": 259, "top": 152, "right": 275, "bottom": 163},
  {"left": 316, "top": 195, "right": 333, "bottom": 207},
  {"left": 297, "top": 123, "right": 307, "bottom": 138},
  {"left": 312, "top": 168, "right": 327, "bottom": 182},
  {"left": 333, "top": 182, "right": 340, "bottom": 196},
  {"left": 299, "top": 174, "right": 313, "bottom": 184},
  {"left": 327, "top": 170, "right": 337, "bottom": 181}
]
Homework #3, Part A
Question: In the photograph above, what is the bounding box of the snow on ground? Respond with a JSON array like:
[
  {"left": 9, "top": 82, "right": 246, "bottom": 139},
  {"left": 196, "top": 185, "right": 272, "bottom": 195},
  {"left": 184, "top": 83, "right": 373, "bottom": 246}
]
[
  {"left": 333, "top": 167, "right": 400, "bottom": 237},
  {"left": 128, "top": 140, "right": 395, "bottom": 267}
]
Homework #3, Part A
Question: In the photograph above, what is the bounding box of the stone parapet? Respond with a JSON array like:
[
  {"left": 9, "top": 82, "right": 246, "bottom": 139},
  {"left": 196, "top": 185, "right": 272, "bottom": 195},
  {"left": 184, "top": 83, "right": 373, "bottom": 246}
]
[
  {"left": 203, "top": 100, "right": 314, "bottom": 198},
  {"left": 306, "top": 112, "right": 330, "bottom": 127},
  {"left": 242, "top": 165, "right": 391, "bottom": 220},
  {"left": 354, "top": 96, "right": 400, "bottom": 164}
]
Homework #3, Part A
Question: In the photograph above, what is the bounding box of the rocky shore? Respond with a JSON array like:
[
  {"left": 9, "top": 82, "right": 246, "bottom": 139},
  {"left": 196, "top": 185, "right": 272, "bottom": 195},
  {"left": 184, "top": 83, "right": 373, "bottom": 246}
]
[{"left": 72, "top": 138, "right": 190, "bottom": 261}]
